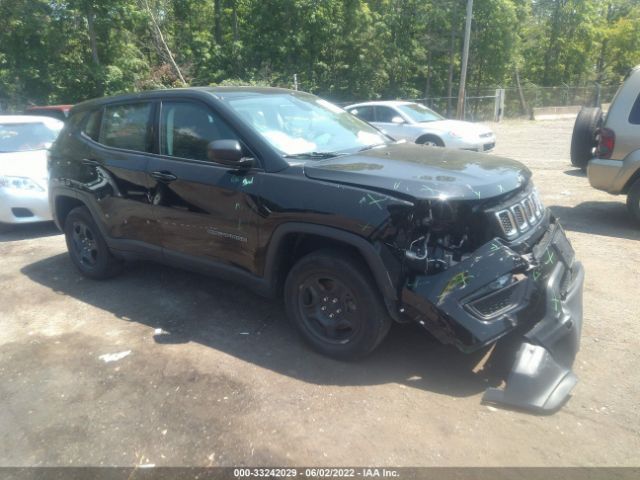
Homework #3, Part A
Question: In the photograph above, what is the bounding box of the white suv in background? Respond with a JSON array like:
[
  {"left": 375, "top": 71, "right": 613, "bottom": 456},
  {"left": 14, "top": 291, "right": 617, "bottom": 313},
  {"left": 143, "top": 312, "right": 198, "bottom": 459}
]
[{"left": 346, "top": 100, "right": 496, "bottom": 151}]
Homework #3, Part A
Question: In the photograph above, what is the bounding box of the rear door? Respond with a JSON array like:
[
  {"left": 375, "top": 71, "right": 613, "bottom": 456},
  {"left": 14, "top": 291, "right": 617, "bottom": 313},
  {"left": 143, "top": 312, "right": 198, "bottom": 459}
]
[
  {"left": 74, "top": 101, "right": 160, "bottom": 249},
  {"left": 147, "top": 99, "right": 261, "bottom": 273}
]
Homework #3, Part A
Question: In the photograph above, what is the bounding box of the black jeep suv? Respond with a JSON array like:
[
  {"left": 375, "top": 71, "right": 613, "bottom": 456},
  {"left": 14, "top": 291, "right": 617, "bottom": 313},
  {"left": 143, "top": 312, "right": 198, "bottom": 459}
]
[{"left": 49, "top": 87, "right": 584, "bottom": 412}]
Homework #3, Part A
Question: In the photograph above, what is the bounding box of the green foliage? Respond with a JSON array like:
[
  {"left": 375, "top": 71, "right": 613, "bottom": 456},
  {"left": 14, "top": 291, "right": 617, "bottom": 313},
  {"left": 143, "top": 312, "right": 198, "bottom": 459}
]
[{"left": 1, "top": 0, "right": 639, "bottom": 111}]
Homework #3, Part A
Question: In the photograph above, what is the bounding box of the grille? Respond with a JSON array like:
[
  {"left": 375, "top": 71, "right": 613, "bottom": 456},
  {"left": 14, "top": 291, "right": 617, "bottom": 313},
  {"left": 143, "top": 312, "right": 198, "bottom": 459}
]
[
  {"left": 522, "top": 198, "right": 536, "bottom": 223},
  {"left": 498, "top": 210, "right": 517, "bottom": 237},
  {"left": 494, "top": 190, "right": 545, "bottom": 239},
  {"left": 511, "top": 204, "right": 527, "bottom": 229},
  {"left": 467, "top": 282, "right": 520, "bottom": 319}
]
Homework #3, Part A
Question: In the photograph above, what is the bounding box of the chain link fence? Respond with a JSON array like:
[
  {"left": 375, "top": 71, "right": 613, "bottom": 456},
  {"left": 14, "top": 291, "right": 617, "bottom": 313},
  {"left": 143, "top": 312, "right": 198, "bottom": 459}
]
[{"left": 406, "top": 84, "right": 621, "bottom": 122}]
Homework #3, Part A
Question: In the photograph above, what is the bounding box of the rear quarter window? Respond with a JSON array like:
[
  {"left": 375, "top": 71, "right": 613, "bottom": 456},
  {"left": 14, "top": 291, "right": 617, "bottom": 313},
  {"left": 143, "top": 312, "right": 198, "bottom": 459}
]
[
  {"left": 82, "top": 109, "right": 102, "bottom": 141},
  {"left": 629, "top": 93, "right": 640, "bottom": 125}
]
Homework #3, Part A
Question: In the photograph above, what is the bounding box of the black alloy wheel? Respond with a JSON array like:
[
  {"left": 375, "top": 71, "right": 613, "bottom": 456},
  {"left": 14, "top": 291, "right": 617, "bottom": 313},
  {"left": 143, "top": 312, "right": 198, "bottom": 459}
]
[
  {"left": 70, "top": 220, "right": 99, "bottom": 268},
  {"left": 297, "top": 273, "right": 361, "bottom": 344},
  {"left": 284, "top": 249, "right": 392, "bottom": 360},
  {"left": 64, "top": 206, "right": 122, "bottom": 279}
]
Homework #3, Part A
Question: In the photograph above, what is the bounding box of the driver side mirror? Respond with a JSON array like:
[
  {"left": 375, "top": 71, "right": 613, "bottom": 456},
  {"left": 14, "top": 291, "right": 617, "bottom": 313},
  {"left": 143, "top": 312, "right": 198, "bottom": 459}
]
[
  {"left": 207, "top": 140, "right": 255, "bottom": 169},
  {"left": 391, "top": 116, "right": 405, "bottom": 125}
]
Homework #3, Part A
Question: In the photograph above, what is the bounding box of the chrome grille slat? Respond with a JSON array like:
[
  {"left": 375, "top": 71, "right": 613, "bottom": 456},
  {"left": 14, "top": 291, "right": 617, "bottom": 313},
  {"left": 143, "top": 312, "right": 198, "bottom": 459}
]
[
  {"left": 511, "top": 204, "right": 528, "bottom": 230},
  {"left": 494, "top": 190, "right": 545, "bottom": 239}
]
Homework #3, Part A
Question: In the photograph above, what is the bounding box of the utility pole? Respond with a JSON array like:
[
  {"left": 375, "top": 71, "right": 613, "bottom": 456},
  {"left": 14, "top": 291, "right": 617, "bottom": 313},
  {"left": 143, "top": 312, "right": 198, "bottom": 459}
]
[{"left": 456, "top": 0, "right": 473, "bottom": 120}]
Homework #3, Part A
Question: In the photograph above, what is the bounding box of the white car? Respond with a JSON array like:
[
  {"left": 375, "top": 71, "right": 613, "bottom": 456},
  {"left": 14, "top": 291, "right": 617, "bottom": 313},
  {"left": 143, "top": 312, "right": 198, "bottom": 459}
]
[
  {"left": 0, "top": 115, "right": 64, "bottom": 229},
  {"left": 345, "top": 101, "right": 496, "bottom": 152}
]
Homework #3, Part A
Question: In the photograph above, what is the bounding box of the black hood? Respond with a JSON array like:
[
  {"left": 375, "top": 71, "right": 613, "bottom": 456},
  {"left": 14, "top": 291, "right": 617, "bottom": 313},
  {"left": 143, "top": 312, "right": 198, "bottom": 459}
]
[{"left": 303, "top": 143, "right": 531, "bottom": 201}]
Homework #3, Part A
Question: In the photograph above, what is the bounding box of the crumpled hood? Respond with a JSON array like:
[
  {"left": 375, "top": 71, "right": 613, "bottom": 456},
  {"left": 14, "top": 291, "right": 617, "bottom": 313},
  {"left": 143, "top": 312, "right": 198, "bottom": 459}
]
[
  {"left": 0, "top": 150, "right": 49, "bottom": 188},
  {"left": 303, "top": 143, "right": 530, "bottom": 201}
]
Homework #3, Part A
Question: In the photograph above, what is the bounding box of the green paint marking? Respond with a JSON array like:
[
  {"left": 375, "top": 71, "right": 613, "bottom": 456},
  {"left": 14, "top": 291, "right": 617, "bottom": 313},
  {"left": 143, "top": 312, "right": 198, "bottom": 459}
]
[
  {"left": 242, "top": 177, "right": 254, "bottom": 187},
  {"left": 393, "top": 181, "right": 401, "bottom": 190},
  {"left": 533, "top": 269, "right": 541, "bottom": 281},
  {"left": 544, "top": 249, "right": 556, "bottom": 265},
  {"left": 438, "top": 271, "right": 474, "bottom": 304},
  {"left": 366, "top": 193, "right": 386, "bottom": 210},
  {"left": 490, "top": 242, "right": 500, "bottom": 252},
  {"left": 234, "top": 202, "right": 240, "bottom": 210}
]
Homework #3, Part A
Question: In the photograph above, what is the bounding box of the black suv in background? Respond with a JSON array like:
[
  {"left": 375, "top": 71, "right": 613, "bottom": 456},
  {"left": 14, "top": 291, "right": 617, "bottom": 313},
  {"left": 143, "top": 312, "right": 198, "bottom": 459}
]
[{"left": 49, "top": 87, "right": 584, "bottom": 412}]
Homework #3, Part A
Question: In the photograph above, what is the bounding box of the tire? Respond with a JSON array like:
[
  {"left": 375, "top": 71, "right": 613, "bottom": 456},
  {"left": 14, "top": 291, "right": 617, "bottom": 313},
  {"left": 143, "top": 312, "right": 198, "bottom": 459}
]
[
  {"left": 416, "top": 134, "right": 444, "bottom": 147},
  {"left": 570, "top": 106, "right": 602, "bottom": 170},
  {"left": 626, "top": 178, "right": 640, "bottom": 225},
  {"left": 64, "top": 206, "right": 122, "bottom": 279},
  {"left": 284, "top": 249, "right": 393, "bottom": 360}
]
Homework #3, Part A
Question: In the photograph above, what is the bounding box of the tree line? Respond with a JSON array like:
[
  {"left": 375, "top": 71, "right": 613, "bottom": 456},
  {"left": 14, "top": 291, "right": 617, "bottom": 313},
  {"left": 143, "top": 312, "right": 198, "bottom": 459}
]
[{"left": 0, "top": 0, "right": 639, "bottom": 110}]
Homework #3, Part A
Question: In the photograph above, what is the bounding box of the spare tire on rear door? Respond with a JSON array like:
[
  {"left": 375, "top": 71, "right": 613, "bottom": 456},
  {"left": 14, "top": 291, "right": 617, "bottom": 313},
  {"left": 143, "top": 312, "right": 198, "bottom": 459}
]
[{"left": 570, "top": 106, "right": 602, "bottom": 170}]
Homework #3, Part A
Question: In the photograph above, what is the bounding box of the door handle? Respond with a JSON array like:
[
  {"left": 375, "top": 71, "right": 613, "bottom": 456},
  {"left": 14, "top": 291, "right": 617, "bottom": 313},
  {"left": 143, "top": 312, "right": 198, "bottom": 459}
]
[
  {"left": 81, "top": 158, "right": 100, "bottom": 167},
  {"left": 151, "top": 171, "right": 178, "bottom": 182}
]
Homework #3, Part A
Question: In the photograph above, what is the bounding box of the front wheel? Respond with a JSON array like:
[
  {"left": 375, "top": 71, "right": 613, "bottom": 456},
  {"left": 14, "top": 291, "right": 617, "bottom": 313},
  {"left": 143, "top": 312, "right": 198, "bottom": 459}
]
[
  {"left": 284, "top": 249, "right": 392, "bottom": 360},
  {"left": 626, "top": 179, "right": 640, "bottom": 225},
  {"left": 64, "top": 206, "right": 122, "bottom": 279},
  {"left": 416, "top": 135, "right": 444, "bottom": 147}
]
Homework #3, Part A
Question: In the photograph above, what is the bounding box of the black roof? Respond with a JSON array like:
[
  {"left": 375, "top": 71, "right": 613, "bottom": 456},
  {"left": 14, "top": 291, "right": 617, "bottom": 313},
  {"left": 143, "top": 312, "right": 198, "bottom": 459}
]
[{"left": 71, "top": 86, "right": 299, "bottom": 113}]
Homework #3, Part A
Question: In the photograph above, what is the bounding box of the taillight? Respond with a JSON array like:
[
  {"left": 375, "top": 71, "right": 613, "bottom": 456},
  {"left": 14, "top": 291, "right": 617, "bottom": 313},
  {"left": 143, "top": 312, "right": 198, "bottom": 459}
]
[{"left": 597, "top": 128, "right": 616, "bottom": 159}]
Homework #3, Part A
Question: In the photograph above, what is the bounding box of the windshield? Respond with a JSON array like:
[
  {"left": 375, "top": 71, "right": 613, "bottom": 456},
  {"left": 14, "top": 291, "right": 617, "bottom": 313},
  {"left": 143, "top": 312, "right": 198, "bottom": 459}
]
[
  {"left": 226, "top": 93, "right": 388, "bottom": 157},
  {"left": 396, "top": 103, "right": 444, "bottom": 123},
  {"left": 0, "top": 122, "right": 62, "bottom": 152}
]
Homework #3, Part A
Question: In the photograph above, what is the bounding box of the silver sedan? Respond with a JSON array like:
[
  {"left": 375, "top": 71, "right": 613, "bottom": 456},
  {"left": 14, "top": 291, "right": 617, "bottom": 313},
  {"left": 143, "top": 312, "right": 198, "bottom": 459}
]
[
  {"left": 346, "top": 100, "right": 496, "bottom": 152},
  {"left": 0, "top": 115, "right": 64, "bottom": 229}
]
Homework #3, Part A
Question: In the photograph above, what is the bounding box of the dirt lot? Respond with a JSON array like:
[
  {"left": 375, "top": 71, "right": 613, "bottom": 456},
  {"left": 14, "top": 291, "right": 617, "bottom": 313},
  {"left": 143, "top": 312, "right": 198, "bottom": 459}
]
[{"left": 1, "top": 117, "right": 639, "bottom": 467}]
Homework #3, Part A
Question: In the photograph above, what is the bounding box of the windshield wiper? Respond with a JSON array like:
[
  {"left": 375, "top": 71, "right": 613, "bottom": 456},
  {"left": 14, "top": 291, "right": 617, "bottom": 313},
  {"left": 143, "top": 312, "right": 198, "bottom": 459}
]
[
  {"left": 357, "top": 143, "right": 388, "bottom": 152},
  {"left": 283, "top": 151, "right": 347, "bottom": 160}
]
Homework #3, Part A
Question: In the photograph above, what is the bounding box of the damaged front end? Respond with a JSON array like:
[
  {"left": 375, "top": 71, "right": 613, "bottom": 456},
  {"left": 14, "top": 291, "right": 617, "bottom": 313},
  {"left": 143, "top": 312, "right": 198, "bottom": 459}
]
[{"left": 388, "top": 186, "right": 584, "bottom": 413}]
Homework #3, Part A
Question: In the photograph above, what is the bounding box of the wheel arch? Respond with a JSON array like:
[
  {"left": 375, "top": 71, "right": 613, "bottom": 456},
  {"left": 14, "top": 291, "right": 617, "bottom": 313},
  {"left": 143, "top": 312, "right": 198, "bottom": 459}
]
[
  {"left": 416, "top": 133, "right": 444, "bottom": 146},
  {"left": 263, "top": 223, "right": 399, "bottom": 320},
  {"left": 54, "top": 194, "right": 85, "bottom": 230}
]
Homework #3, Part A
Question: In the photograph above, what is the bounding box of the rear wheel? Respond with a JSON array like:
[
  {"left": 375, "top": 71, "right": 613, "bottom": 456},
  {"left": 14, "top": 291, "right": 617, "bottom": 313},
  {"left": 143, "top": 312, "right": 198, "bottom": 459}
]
[
  {"left": 626, "top": 178, "right": 640, "bottom": 225},
  {"left": 64, "top": 206, "right": 122, "bottom": 279},
  {"left": 284, "top": 249, "right": 392, "bottom": 360},
  {"left": 416, "top": 134, "right": 444, "bottom": 147},
  {"left": 570, "top": 106, "right": 602, "bottom": 170}
]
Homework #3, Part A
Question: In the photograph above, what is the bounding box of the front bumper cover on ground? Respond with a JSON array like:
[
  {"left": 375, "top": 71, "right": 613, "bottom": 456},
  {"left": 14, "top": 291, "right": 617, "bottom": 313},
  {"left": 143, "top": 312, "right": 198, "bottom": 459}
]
[
  {"left": 483, "top": 260, "right": 584, "bottom": 412},
  {"left": 401, "top": 220, "right": 584, "bottom": 413}
]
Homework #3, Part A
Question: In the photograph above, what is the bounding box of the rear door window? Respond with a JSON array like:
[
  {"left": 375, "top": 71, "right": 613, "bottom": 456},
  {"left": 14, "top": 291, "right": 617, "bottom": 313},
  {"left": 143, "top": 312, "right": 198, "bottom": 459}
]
[
  {"left": 160, "top": 101, "right": 239, "bottom": 161},
  {"left": 348, "top": 106, "right": 374, "bottom": 122},
  {"left": 375, "top": 106, "right": 399, "bottom": 123},
  {"left": 99, "top": 103, "right": 153, "bottom": 152}
]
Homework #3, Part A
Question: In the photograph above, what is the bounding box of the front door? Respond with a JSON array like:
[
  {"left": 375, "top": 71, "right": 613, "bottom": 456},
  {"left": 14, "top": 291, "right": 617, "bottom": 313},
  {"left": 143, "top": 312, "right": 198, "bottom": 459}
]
[{"left": 147, "top": 99, "right": 261, "bottom": 273}]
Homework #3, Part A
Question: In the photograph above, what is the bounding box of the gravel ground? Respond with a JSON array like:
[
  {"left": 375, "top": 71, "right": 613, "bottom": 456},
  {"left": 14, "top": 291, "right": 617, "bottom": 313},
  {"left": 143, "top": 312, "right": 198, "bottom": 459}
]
[{"left": 1, "top": 117, "right": 639, "bottom": 467}]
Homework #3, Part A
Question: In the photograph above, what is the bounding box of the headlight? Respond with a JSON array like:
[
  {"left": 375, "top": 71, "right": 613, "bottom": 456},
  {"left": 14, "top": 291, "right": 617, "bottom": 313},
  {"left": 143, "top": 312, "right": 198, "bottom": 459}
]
[{"left": 0, "top": 176, "right": 45, "bottom": 192}]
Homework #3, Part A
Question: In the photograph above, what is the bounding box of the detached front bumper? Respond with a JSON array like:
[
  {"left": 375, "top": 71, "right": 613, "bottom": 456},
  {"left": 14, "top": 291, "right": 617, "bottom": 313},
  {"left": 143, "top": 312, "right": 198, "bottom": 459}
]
[{"left": 401, "top": 220, "right": 584, "bottom": 412}]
